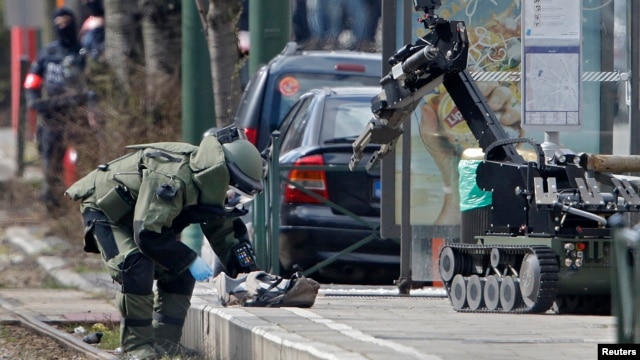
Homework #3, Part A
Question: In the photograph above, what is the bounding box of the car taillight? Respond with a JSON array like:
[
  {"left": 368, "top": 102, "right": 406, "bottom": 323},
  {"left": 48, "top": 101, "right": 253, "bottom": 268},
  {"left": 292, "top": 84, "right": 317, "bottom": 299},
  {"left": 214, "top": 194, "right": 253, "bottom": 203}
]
[
  {"left": 335, "top": 64, "right": 366, "bottom": 72},
  {"left": 283, "top": 154, "right": 329, "bottom": 204},
  {"left": 244, "top": 127, "right": 258, "bottom": 145}
]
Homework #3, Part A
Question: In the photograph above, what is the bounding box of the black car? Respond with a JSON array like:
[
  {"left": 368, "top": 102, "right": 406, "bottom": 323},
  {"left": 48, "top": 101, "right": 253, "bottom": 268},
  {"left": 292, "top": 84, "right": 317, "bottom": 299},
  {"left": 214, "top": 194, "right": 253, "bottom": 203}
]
[
  {"left": 275, "top": 86, "right": 400, "bottom": 284},
  {"left": 233, "top": 42, "right": 382, "bottom": 152}
]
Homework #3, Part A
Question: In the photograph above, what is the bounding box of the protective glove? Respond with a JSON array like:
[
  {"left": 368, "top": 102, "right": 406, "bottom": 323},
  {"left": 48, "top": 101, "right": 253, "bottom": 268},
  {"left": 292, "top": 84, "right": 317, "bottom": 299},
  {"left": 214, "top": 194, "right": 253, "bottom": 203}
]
[{"left": 188, "top": 256, "right": 214, "bottom": 281}]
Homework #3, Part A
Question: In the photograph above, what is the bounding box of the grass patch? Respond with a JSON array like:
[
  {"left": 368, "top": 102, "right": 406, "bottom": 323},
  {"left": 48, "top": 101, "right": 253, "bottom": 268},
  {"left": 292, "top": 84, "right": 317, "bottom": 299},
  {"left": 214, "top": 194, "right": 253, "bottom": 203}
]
[{"left": 58, "top": 321, "right": 120, "bottom": 351}]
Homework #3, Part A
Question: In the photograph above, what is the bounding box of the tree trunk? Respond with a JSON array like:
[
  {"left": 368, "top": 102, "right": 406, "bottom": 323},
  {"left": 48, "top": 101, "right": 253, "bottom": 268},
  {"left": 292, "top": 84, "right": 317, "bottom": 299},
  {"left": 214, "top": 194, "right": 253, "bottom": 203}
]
[
  {"left": 206, "top": 0, "right": 242, "bottom": 127},
  {"left": 103, "top": 0, "right": 143, "bottom": 90},
  {"left": 140, "top": 0, "right": 182, "bottom": 112}
]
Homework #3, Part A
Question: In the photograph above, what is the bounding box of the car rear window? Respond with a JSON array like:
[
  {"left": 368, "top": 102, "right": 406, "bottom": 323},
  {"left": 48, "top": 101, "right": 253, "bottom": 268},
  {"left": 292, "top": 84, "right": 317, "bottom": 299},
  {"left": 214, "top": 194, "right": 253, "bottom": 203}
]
[
  {"left": 320, "top": 97, "right": 375, "bottom": 141},
  {"left": 266, "top": 73, "right": 380, "bottom": 129}
]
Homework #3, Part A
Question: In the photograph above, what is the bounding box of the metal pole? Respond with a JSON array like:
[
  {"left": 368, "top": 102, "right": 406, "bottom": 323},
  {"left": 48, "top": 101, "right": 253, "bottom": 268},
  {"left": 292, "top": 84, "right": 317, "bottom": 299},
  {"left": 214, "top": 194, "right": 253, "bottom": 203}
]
[
  {"left": 627, "top": 0, "right": 640, "bottom": 228},
  {"left": 16, "top": 58, "right": 30, "bottom": 177},
  {"left": 611, "top": 222, "right": 635, "bottom": 343},
  {"left": 181, "top": 0, "right": 215, "bottom": 253},
  {"left": 268, "top": 131, "right": 282, "bottom": 275},
  {"left": 252, "top": 193, "right": 268, "bottom": 268},
  {"left": 247, "top": 0, "right": 289, "bottom": 270},
  {"left": 385, "top": 0, "right": 416, "bottom": 294},
  {"left": 379, "top": 4, "right": 399, "bottom": 232},
  {"left": 248, "top": 0, "right": 291, "bottom": 75},
  {"left": 631, "top": 1, "right": 640, "bottom": 157},
  {"left": 182, "top": 0, "right": 215, "bottom": 145}
]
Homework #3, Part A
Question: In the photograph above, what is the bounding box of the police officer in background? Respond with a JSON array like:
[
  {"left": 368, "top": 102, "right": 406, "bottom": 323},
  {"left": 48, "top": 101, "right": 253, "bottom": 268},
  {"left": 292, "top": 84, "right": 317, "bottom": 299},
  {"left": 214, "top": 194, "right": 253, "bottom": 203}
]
[
  {"left": 23, "top": 7, "right": 94, "bottom": 210},
  {"left": 65, "top": 126, "right": 263, "bottom": 359},
  {"left": 79, "top": 0, "right": 105, "bottom": 60}
]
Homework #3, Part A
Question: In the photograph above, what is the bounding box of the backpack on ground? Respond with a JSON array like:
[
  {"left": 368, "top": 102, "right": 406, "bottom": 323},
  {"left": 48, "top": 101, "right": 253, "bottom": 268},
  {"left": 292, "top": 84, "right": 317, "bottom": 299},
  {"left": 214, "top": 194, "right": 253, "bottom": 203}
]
[{"left": 215, "top": 270, "right": 320, "bottom": 308}]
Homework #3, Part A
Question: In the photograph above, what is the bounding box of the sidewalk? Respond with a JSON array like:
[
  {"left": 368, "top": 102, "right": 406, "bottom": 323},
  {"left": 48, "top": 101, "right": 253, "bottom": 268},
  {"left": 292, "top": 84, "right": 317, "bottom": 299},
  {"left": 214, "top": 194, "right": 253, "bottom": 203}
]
[{"left": 0, "top": 218, "right": 618, "bottom": 360}]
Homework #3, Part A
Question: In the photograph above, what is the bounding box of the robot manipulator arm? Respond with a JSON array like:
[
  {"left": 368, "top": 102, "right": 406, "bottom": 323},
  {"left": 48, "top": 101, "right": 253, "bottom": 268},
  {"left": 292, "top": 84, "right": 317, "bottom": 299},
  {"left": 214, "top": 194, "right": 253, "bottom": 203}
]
[
  {"left": 349, "top": 117, "right": 403, "bottom": 172},
  {"left": 349, "top": 12, "right": 468, "bottom": 171}
]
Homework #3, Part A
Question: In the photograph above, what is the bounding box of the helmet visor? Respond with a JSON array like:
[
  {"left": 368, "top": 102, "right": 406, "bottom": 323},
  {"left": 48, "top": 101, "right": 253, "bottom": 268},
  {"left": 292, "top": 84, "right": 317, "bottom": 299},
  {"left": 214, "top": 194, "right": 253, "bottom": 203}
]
[
  {"left": 229, "top": 185, "right": 257, "bottom": 200},
  {"left": 227, "top": 161, "right": 264, "bottom": 198}
]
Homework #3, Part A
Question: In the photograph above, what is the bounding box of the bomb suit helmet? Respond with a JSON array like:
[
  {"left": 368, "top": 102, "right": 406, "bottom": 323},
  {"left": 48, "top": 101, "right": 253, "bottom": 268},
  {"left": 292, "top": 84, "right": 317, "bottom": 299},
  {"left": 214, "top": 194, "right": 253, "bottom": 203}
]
[{"left": 222, "top": 139, "right": 264, "bottom": 197}]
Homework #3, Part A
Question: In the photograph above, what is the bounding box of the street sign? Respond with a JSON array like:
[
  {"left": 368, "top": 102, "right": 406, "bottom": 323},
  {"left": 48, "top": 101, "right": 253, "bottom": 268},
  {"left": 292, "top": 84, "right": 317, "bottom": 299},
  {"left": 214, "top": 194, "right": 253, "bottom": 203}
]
[{"left": 522, "top": 0, "right": 582, "bottom": 131}]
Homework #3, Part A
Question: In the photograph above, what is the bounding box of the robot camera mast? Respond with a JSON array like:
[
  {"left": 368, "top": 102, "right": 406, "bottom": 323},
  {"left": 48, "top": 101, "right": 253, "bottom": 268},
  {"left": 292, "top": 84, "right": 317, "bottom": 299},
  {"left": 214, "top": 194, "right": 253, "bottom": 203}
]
[{"left": 413, "top": 0, "right": 442, "bottom": 29}]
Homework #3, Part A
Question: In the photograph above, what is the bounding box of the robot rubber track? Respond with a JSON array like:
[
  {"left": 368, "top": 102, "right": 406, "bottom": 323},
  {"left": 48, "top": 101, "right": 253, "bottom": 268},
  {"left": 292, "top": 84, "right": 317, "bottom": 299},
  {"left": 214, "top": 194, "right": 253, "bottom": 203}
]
[{"left": 438, "top": 244, "right": 559, "bottom": 314}]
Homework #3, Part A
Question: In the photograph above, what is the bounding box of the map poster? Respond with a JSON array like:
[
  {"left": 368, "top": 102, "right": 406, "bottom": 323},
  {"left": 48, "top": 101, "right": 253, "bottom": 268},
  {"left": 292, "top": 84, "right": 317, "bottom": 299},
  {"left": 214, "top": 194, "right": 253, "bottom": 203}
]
[{"left": 522, "top": 0, "right": 582, "bottom": 130}]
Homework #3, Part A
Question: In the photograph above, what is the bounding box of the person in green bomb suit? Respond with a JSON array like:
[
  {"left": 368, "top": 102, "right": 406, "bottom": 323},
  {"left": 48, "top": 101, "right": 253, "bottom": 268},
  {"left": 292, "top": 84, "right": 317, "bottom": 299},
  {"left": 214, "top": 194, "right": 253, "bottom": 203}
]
[{"left": 65, "top": 126, "right": 264, "bottom": 359}]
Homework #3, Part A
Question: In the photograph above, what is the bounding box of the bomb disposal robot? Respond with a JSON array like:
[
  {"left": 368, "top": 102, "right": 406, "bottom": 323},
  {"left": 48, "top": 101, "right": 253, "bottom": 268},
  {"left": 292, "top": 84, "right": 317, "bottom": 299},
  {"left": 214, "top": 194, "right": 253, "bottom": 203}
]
[{"left": 350, "top": 0, "right": 640, "bottom": 314}]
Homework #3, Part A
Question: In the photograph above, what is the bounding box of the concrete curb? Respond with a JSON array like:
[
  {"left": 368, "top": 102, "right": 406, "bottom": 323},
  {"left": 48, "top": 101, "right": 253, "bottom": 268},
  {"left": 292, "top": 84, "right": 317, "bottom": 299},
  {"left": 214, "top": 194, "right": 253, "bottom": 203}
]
[
  {"left": 4, "top": 226, "right": 112, "bottom": 294},
  {"left": 181, "top": 286, "right": 447, "bottom": 360},
  {"left": 183, "top": 304, "right": 375, "bottom": 360}
]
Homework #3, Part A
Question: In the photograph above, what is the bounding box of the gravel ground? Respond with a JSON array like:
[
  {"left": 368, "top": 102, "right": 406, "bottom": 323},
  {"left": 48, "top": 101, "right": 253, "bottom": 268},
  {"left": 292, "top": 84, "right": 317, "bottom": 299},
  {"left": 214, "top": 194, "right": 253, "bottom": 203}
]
[
  {"left": 0, "top": 179, "right": 89, "bottom": 359},
  {"left": 0, "top": 245, "right": 89, "bottom": 360},
  {"left": 0, "top": 323, "right": 88, "bottom": 360}
]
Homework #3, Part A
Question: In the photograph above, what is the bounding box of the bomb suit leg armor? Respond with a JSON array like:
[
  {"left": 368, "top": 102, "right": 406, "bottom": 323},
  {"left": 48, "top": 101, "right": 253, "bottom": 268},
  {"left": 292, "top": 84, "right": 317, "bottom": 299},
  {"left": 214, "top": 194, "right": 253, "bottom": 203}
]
[{"left": 82, "top": 209, "right": 158, "bottom": 358}]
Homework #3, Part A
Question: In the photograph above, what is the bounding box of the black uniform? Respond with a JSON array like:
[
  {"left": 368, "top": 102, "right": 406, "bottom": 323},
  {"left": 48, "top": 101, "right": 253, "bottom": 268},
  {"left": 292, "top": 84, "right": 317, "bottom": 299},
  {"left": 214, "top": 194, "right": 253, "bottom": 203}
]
[
  {"left": 80, "top": 0, "right": 105, "bottom": 59},
  {"left": 23, "top": 7, "right": 89, "bottom": 209}
]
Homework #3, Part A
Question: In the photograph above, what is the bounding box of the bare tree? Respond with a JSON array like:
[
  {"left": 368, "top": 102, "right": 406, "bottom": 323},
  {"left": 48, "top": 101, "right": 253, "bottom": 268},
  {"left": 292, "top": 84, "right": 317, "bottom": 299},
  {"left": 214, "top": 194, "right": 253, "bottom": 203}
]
[
  {"left": 140, "top": 0, "right": 182, "bottom": 110},
  {"left": 195, "top": 0, "right": 243, "bottom": 127},
  {"left": 103, "top": 0, "right": 143, "bottom": 90}
]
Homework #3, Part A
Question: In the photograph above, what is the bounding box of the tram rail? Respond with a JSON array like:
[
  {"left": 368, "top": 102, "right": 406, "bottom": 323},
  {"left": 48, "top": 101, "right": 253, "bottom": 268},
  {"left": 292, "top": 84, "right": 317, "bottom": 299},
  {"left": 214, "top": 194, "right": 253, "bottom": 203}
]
[{"left": 0, "top": 296, "right": 118, "bottom": 360}]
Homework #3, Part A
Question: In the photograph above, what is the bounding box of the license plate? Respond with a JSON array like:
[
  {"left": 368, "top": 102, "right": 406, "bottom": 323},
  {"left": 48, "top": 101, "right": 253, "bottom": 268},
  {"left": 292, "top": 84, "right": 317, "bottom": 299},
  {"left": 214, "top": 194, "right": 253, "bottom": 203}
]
[{"left": 373, "top": 180, "right": 381, "bottom": 199}]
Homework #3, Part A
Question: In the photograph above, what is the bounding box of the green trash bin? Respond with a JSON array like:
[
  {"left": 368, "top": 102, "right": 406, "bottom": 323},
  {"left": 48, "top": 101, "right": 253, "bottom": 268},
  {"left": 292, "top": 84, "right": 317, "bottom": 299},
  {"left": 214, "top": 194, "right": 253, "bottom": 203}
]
[{"left": 458, "top": 148, "right": 492, "bottom": 244}]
